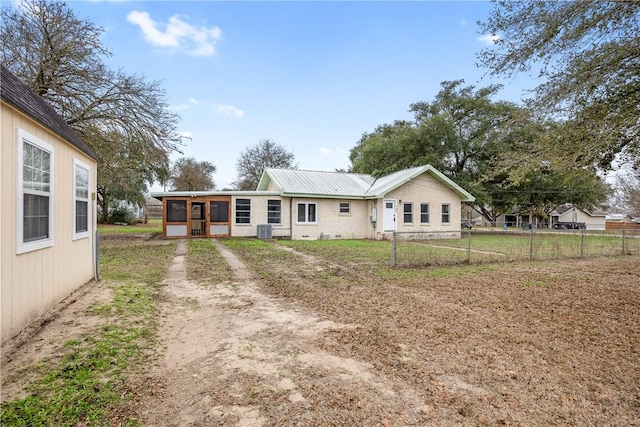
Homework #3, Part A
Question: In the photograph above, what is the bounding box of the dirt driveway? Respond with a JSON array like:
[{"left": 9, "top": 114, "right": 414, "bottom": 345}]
[
  {"left": 3, "top": 238, "right": 638, "bottom": 426},
  {"left": 136, "top": 240, "right": 432, "bottom": 426}
]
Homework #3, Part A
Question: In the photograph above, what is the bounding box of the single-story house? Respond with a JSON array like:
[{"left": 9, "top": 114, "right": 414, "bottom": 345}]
[
  {"left": 1, "top": 65, "right": 98, "bottom": 343},
  {"left": 151, "top": 165, "right": 475, "bottom": 240},
  {"left": 550, "top": 204, "right": 606, "bottom": 230},
  {"left": 487, "top": 204, "right": 606, "bottom": 230}
]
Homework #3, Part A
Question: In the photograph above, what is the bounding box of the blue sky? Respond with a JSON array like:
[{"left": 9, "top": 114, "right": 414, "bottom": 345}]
[{"left": 66, "top": 0, "right": 537, "bottom": 190}]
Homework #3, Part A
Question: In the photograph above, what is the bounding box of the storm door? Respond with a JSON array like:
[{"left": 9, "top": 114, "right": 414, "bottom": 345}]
[{"left": 190, "top": 202, "right": 206, "bottom": 237}]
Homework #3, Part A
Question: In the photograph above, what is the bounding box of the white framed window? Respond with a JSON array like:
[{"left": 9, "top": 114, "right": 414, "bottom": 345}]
[
  {"left": 297, "top": 202, "right": 317, "bottom": 224},
  {"left": 267, "top": 200, "right": 281, "bottom": 224},
  {"left": 441, "top": 203, "right": 451, "bottom": 224},
  {"left": 403, "top": 202, "right": 413, "bottom": 223},
  {"left": 73, "top": 159, "right": 90, "bottom": 239},
  {"left": 420, "top": 203, "right": 430, "bottom": 223},
  {"left": 339, "top": 201, "right": 351, "bottom": 214},
  {"left": 235, "top": 198, "right": 251, "bottom": 224},
  {"left": 17, "top": 129, "right": 54, "bottom": 254}
]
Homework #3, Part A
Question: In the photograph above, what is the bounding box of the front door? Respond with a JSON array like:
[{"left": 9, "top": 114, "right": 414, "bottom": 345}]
[
  {"left": 190, "top": 202, "right": 206, "bottom": 237},
  {"left": 383, "top": 199, "right": 396, "bottom": 231}
]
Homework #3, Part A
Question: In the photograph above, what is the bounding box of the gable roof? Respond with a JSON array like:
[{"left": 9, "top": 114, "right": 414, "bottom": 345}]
[
  {"left": 0, "top": 65, "right": 97, "bottom": 160},
  {"left": 257, "top": 165, "right": 475, "bottom": 202}
]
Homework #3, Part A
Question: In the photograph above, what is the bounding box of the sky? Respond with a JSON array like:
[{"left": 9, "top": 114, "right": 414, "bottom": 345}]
[{"left": 63, "top": 0, "right": 539, "bottom": 190}]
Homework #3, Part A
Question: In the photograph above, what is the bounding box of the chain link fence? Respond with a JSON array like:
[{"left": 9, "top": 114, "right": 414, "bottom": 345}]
[{"left": 391, "top": 229, "right": 640, "bottom": 268}]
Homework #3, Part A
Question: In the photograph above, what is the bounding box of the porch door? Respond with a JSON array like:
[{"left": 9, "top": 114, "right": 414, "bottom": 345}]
[
  {"left": 383, "top": 199, "right": 396, "bottom": 231},
  {"left": 190, "top": 202, "right": 206, "bottom": 237},
  {"left": 209, "top": 200, "right": 230, "bottom": 237}
]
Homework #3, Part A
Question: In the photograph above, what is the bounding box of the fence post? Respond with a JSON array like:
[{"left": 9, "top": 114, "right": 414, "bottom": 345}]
[
  {"left": 467, "top": 229, "right": 472, "bottom": 263},
  {"left": 580, "top": 228, "right": 584, "bottom": 259},
  {"left": 529, "top": 229, "right": 534, "bottom": 261},
  {"left": 391, "top": 231, "right": 397, "bottom": 268},
  {"left": 622, "top": 230, "right": 626, "bottom": 255}
]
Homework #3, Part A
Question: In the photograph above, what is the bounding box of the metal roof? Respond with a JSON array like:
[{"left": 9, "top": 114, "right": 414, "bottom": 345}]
[
  {"left": 258, "top": 169, "right": 375, "bottom": 197},
  {"left": 258, "top": 166, "right": 475, "bottom": 202},
  {"left": 1, "top": 65, "right": 97, "bottom": 160}
]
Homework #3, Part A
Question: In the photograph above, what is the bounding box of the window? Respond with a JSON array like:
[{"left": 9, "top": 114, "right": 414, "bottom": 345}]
[
  {"left": 267, "top": 200, "right": 281, "bottom": 224},
  {"left": 441, "top": 204, "right": 451, "bottom": 224},
  {"left": 403, "top": 202, "right": 413, "bottom": 223},
  {"left": 235, "top": 199, "right": 251, "bottom": 224},
  {"left": 297, "top": 202, "right": 317, "bottom": 223},
  {"left": 211, "top": 201, "right": 229, "bottom": 222},
  {"left": 73, "top": 160, "right": 90, "bottom": 239},
  {"left": 18, "top": 130, "right": 53, "bottom": 253},
  {"left": 339, "top": 202, "right": 351, "bottom": 214},
  {"left": 420, "top": 203, "right": 430, "bottom": 224},
  {"left": 166, "top": 200, "right": 187, "bottom": 222}
]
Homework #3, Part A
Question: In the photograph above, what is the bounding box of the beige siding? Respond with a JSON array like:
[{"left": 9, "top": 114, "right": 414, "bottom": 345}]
[
  {"left": 230, "top": 195, "right": 291, "bottom": 238},
  {"left": 290, "top": 198, "right": 371, "bottom": 240},
  {"left": 373, "top": 173, "right": 463, "bottom": 239},
  {"left": 558, "top": 209, "right": 606, "bottom": 230},
  {"left": 1, "top": 103, "right": 97, "bottom": 343}
]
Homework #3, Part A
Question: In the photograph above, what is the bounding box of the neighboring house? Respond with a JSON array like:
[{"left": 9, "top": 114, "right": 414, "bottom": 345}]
[
  {"left": 151, "top": 165, "right": 475, "bottom": 240},
  {"left": 1, "top": 66, "right": 98, "bottom": 343},
  {"left": 490, "top": 204, "right": 607, "bottom": 230},
  {"left": 550, "top": 204, "right": 607, "bottom": 230}
]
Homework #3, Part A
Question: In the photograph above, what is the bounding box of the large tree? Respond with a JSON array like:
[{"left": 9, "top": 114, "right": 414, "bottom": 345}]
[
  {"left": 170, "top": 157, "right": 217, "bottom": 191},
  {"left": 478, "top": 0, "right": 640, "bottom": 172},
  {"left": 234, "top": 139, "right": 297, "bottom": 190},
  {"left": 1, "top": 0, "right": 183, "bottom": 221},
  {"left": 349, "top": 80, "right": 609, "bottom": 223}
]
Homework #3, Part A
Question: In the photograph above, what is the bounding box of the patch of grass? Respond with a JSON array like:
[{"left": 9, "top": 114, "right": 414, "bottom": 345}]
[
  {"left": 0, "top": 241, "right": 176, "bottom": 426},
  {"left": 98, "top": 218, "right": 162, "bottom": 235},
  {"left": 186, "top": 239, "right": 233, "bottom": 284}
]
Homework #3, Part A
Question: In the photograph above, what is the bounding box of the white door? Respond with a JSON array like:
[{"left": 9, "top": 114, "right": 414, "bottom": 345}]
[{"left": 383, "top": 199, "right": 396, "bottom": 231}]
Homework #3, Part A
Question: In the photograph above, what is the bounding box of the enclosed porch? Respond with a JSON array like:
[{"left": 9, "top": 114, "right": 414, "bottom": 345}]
[{"left": 162, "top": 196, "right": 231, "bottom": 238}]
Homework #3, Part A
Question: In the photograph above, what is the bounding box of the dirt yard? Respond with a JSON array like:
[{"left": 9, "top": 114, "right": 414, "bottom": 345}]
[{"left": 2, "top": 238, "right": 639, "bottom": 426}]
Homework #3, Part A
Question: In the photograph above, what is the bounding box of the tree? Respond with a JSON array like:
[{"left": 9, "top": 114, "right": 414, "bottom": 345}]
[
  {"left": 350, "top": 80, "right": 527, "bottom": 222},
  {"left": 478, "top": 0, "right": 640, "bottom": 172},
  {"left": 1, "top": 0, "right": 183, "bottom": 221},
  {"left": 610, "top": 170, "right": 640, "bottom": 217},
  {"left": 170, "top": 157, "right": 217, "bottom": 191},
  {"left": 234, "top": 139, "right": 297, "bottom": 190},
  {"left": 349, "top": 80, "right": 610, "bottom": 223}
]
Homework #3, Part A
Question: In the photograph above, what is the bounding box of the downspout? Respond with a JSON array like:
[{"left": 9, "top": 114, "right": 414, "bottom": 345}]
[{"left": 289, "top": 197, "right": 293, "bottom": 239}]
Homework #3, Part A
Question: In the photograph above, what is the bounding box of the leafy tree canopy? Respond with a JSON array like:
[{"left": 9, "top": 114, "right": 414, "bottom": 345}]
[
  {"left": 170, "top": 157, "right": 217, "bottom": 191},
  {"left": 478, "top": 0, "right": 640, "bottom": 172},
  {"left": 349, "top": 80, "right": 609, "bottom": 221},
  {"left": 1, "top": 0, "right": 183, "bottom": 219},
  {"left": 234, "top": 139, "right": 297, "bottom": 190}
]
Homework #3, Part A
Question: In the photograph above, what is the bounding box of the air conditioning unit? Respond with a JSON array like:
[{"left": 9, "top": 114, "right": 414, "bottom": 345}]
[{"left": 257, "top": 224, "right": 272, "bottom": 239}]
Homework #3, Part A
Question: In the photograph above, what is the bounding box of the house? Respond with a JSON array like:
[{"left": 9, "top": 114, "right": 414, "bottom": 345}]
[
  {"left": 550, "top": 204, "right": 607, "bottom": 230},
  {"left": 490, "top": 204, "right": 607, "bottom": 230},
  {"left": 1, "top": 66, "right": 98, "bottom": 343},
  {"left": 151, "top": 165, "right": 475, "bottom": 240}
]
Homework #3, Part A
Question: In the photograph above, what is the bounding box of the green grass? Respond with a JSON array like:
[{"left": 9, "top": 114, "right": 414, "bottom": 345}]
[
  {"left": 186, "top": 239, "right": 233, "bottom": 284},
  {"left": 98, "top": 218, "right": 162, "bottom": 235},
  {"left": 0, "top": 240, "right": 176, "bottom": 427}
]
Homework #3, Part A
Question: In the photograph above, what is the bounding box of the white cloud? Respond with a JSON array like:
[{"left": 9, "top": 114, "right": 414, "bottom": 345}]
[
  {"left": 319, "top": 147, "right": 332, "bottom": 155},
  {"left": 460, "top": 18, "right": 467, "bottom": 27},
  {"left": 189, "top": 97, "right": 203, "bottom": 106},
  {"left": 477, "top": 33, "right": 501, "bottom": 45},
  {"left": 180, "top": 131, "right": 194, "bottom": 139},
  {"left": 216, "top": 105, "right": 244, "bottom": 117},
  {"left": 169, "top": 103, "right": 189, "bottom": 111},
  {"left": 126, "top": 10, "right": 222, "bottom": 56}
]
